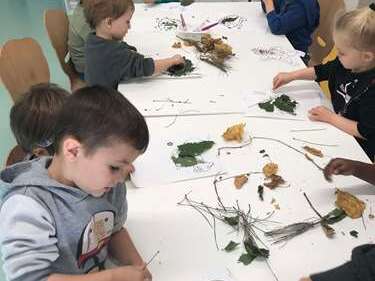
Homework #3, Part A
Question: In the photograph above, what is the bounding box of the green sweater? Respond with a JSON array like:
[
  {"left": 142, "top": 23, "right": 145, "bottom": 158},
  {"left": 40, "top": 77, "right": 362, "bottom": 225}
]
[{"left": 68, "top": 4, "right": 92, "bottom": 74}]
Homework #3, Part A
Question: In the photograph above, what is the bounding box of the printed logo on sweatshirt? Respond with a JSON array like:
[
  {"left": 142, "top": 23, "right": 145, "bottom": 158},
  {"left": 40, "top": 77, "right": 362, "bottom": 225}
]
[{"left": 77, "top": 211, "right": 115, "bottom": 271}]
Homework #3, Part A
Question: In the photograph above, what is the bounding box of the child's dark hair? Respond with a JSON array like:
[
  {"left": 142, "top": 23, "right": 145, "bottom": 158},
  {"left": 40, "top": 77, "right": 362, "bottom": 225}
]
[
  {"left": 10, "top": 83, "right": 69, "bottom": 154},
  {"left": 54, "top": 85, "right": 149, "bottom": 155},
  {"left": 84, "top": 0, "right": 135, "bottom": 29}
]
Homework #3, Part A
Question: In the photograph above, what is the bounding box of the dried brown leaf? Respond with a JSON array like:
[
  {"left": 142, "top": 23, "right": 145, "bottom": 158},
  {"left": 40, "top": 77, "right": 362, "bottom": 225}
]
[
  {"left": 172, "top": 42, "right": 182, "bottom": 48},
  {"left": 264, "top": 174, "right": 285, "bottom": 189},
  {"left": 336, "top": 189, "right": 366, "bottom": 219},
  {"left": 222, "top": 123, "right": 245, "bottom": 142},
  {"left": 303, "top": 146, "right": 323, "bottom": 157},
  {"left": 262, "top": 163, "right": 278, "bottom": 177},
  {"left": 234, "top": 175, "right": 248, "bottom": 189}
]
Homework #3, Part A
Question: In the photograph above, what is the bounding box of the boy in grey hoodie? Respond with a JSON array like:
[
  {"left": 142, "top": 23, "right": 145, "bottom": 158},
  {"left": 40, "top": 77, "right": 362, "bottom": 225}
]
[{"left": 0, "top": 86, "right": 151, "bottom": 281}]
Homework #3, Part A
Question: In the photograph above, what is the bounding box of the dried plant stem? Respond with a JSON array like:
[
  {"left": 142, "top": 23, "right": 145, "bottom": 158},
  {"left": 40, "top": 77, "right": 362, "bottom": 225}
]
[
  {"left": 292, "top": 137, "right": 338, "bottom": 147},
  {"left": 290, "top": 128, "right": 326, "bottom": 132},
  {"left": 217, "top": 136, "right": 324, "bottom": 170},
  {"left": 146, "top": 250, "right": 160, "bottom": 266},
  {"left": 303, "top": 192, "right": 322, "bottom": 218}
]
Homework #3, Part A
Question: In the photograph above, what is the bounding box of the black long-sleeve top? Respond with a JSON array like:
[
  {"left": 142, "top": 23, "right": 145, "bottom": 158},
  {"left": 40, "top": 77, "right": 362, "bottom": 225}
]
[{"left": 314, "top": 58, "right": 375, "bottom": 160}]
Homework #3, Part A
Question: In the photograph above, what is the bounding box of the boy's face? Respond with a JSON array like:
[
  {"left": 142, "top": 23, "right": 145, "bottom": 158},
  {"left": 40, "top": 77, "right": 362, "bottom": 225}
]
[
  {"left": 333, "top": 31, "right": 374, "bottom": 72},
  {"left": 70, "top": 140, "right": 141, "bottom": 197},
  {"left": 109, "top": 8, "right": 134, "bottom": 40}
]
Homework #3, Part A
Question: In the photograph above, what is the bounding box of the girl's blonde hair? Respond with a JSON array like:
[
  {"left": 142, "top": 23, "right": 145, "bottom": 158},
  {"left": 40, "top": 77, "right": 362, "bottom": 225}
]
[{"left": 334, "top": 6, "right": 375, "bottom": 52}]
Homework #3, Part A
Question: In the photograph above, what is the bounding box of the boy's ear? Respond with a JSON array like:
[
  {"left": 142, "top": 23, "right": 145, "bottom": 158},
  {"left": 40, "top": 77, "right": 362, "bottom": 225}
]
[
  {"left": 62, "top": 137, "right": 82, "bottom": 161},
  {"left": 104, "top": 17, "right": 113, "bottom": 28}
]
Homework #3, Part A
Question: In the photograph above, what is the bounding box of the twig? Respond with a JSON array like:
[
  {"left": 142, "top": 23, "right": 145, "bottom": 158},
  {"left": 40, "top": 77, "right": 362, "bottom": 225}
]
[
  {"left": 153, "top": 98, "right": 191, "bottom": 104},
  {"left": 265, "top": 259, "right": 280, "bottom": 281},
  {"left": 292, "top": 137, "right": 338, "bottom": 147},
  {"left": 146, "top": 250, "right": 160, "bottom": 266},
  {"left": 217, "top": 141, "right": 252, "bottom": 156},
  {"left": 303, "top": 192, "right": 322, "bottom": 218},
  {"left": 290, "top": 128, "right": 326, "bottom": 132}
]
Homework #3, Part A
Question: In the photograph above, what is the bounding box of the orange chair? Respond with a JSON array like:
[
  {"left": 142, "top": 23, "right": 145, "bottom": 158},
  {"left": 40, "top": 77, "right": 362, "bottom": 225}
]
[
  {"left": 0, "top": 38, "right": 50, "bottom": 102},
  {"left": 5, "top": 145, "right": 27, "bottom": 167},
  {"left": 44, "top": 9, "right": 85, "bottom": 92}
]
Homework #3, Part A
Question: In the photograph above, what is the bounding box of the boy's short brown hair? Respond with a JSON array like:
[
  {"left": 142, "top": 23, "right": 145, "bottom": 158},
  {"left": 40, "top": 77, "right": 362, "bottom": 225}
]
[
  {"left": 10, "top": 83, "right": 69, "bottom": 154},
  {"left": 84, "top": 0, "right": 135, "bottom": 29}
]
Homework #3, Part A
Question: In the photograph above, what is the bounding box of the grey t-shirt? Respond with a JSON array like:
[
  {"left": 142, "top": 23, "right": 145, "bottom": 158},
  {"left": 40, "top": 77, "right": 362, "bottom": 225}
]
[
  {"left": 85, "top": 33, "right": 155, "bottom": 89},
  {"left": 0, "top": 157, "right": 128, "bottom": 281}
]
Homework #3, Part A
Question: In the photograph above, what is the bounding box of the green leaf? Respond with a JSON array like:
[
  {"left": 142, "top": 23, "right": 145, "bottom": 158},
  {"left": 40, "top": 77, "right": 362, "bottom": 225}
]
[
  {"left": 238, "top": 253, "right": 256, "bottom": 265},
  {"left": 167, "top": 58, "right": 196, "bottom": 77},
  {"left": 244, "top": 239, "right": 269, "bottom": 258},
  {"left": 171, "top": 156, "right": 198, "bottom": 167},
  {"left": 177, "top": 141, "right": 215, "bottom": 157},
  {"left": 224, "top": 216, "right": 239, "bottom": 226},
  {"left": 322, "top": 208, "right": 347, "bottom": 225},
  {"left": 258, "top": 100, "right": 274, "bottom": 112},
  {"left": 224, "top": 241, "right": 240, "bottom": 252},
  {"left": 273, "top": 95, "right": 298, "bottom": 114}
]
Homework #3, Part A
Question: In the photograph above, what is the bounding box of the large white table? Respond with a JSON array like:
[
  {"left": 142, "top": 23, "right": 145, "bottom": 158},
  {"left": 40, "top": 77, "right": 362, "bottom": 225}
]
[{"left": 118, "top": 3, "right": 375, "bottom": 281}]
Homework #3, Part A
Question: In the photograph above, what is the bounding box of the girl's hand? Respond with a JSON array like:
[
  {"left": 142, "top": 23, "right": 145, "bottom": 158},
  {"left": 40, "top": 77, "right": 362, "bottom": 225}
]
[
  {"left": 273, "top": 72, "right": 294, "bottom": 90},
  {"left": 308, "top": 106, "right": 335, "bottom": 123}
]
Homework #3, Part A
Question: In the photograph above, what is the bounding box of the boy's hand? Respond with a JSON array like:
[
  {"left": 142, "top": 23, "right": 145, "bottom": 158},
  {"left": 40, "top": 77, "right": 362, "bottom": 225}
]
[
  {"left": 172, "top": 55, "right": 184, "bottom": 65},
  {"left": 324, "top": 158, "right": 358, "bottom": 182},
  {"left": 308, "top": 106, "right": 334, "bottom": 123},
  {"left": 299, "top": 278, "right": 313, "bottom": 281},
  {"left": 112, "top": 265, "right": 147, "bottom": 281},
  {"left": 273, "top": 72, "right": 294, "bottom": 90}
]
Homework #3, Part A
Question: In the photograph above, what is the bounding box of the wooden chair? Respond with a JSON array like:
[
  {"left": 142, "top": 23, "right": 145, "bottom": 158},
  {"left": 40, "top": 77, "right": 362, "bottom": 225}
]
[
  {"left": 5, "top": 145, "right": 27, "bottom": 167},
  {"left": 0, "top": 38, "right": 50, "bottom": 102},
  {"left": 308, "top": 0, "right": 346, "bottom": 66},
  {"left": 44, "top": 9, "right": 85, "bottom": 92}
]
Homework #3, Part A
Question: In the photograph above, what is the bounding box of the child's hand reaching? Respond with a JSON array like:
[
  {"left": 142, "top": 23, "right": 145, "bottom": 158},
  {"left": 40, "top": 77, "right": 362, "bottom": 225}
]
[
  {"left": 154, "top": 55, "right": 185, "bottom": 75},
  {"left": 308, "top": 106, "right": 335, "bottom": 123},
  {"left": 144, "top": 0, "right": 155, "bottom": 4},
  {"left": 171, "top": 54, "right": 184, "bottom": 65},
  {"left": 324, "top": 158, "right": 359, "bottom": 182},
  {"left": 273, "top": 72, "right": 294, "bottom": 90},
  {"left": 299, "top": 278, "right": 313, "bottom": 281}
]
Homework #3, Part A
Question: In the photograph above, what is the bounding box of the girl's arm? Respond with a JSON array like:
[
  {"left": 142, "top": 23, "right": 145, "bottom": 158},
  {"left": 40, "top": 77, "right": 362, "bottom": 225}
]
[
  {"left": 273, "top": 67, "right": 316, "bottom": 89},
  {"left": 308, "top": 107, "right": 364, "bottom": 139}
]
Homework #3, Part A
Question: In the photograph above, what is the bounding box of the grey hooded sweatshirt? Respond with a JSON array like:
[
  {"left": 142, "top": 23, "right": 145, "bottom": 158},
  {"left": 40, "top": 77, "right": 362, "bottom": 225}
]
[{"left": 0, "top": 157, "right": 128, "bottom": 281}]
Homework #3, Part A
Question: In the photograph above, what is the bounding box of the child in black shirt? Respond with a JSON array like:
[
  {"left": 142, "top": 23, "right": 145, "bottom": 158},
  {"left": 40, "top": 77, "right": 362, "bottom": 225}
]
[{"left": 272, "top": 5, "right": 375, "bottom": 160}]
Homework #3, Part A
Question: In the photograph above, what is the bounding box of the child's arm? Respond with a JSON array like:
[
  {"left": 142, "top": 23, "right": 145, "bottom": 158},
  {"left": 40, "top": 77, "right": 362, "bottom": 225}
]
[
  {"left": 153, "top": 55, "right": 184, "bottom": 75},
  {"left": 273, "top": 67, "right": 316, "bottom": 90},
  {"left": 108, "top": 227, "right": 152, "bottom": 280},
  {"left": 324, "top": 158, "right": 375, "bottom": 184},
  {"left": 48, "top": 266, "right": 146, "bottom": 281},
  {"left": 308, "top": 106, "right": 364, "bottom": 139}
]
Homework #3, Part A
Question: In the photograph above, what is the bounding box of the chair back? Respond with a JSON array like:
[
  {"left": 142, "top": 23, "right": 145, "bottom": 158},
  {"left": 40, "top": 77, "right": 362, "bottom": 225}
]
[{"left": 0, "top": 38, "right": 50, "bottom": 102}]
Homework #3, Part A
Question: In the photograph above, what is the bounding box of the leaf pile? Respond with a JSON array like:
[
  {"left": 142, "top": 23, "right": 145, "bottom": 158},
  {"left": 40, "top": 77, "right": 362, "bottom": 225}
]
[
  {"left": 167, "top": 57, "right": 195, "bottom": 77},
  {"left": 258, "top": 94, "right": 298, "bottom": 115},
  {"left": 172, "top": 140, "right": 215, "bottom": 167}
]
